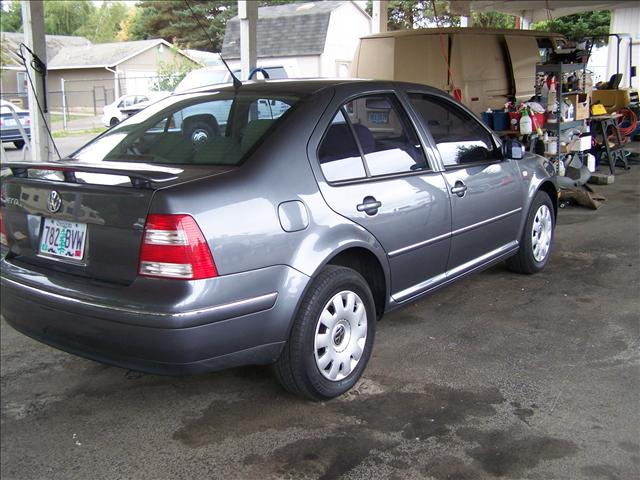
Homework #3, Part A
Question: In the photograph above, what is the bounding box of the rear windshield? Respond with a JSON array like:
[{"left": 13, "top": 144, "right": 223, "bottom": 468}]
[{"left": 71, "top": 92, "right": 300, "bottom": 166}]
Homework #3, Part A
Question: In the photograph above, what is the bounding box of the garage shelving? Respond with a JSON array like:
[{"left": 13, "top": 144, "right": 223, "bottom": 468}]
[{"left": 535, "top": 62, "right": 588, "bottom": 173}]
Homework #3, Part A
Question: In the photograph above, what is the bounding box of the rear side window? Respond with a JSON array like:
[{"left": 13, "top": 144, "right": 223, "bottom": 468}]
[
  {"left": 318, "top": 93, "right": 428, "bottom": 183},
  {"left": 72, "top": 93, "right": 299, "bottom": 166},
  {"left": 408, "top": 93, "right": 498, "bottom": 167},
  {"left": 318, "top": 110, "right": 367, "bottom": 182}
]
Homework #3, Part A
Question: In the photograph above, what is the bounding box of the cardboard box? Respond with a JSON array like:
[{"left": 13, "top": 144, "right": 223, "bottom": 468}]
[{"left": 568, "top": 93, "right": 590, "bottom": 120}]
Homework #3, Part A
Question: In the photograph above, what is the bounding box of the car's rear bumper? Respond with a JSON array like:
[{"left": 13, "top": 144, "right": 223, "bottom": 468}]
[
  {"left": 1, "top": 128, "right": 31, "bottom": 142},
  {"left": 1, "top": 257, "right": 310, "bottom": 374}
]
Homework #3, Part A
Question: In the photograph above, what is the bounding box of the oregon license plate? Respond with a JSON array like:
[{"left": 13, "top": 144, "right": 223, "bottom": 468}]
[{"left": 39, "top": 218, "right": 87, "bottom": 261}]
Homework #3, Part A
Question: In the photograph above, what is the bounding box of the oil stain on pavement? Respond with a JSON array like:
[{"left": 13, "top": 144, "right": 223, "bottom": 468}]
[{"left": 170, "top": 380, "right": 579, "bottom": 478}]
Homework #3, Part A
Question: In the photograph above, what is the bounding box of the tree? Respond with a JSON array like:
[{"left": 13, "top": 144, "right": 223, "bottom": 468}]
[
  {"left": 74, "top": 1, "right": 130, "bottom": 43},
  {"left": 44, "top": 0, "right": 96, "bottom": 36},
  {"left": 471, "top": 11, "right": 516, "bottom": 29},
  {"left": 532, "top": 11, "right": 611, "bottom": 43},
  {"left": 0, "top": 0, "right": 22, "bottom": 32},
  {"left": 366, "top": 1, "right": 459, "bottom": 30},
  {"left": 121, "top": 0, "right": 315, "bottom": 51},
  {"left": 152, "top": 55, "right": 196, "bottom": 91}
]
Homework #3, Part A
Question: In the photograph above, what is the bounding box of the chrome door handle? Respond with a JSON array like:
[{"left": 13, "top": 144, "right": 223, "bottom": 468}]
[
  {"left": 450, "top": 181, "right": 468, "bottom": 197},
  {"left": 357, "top": 196, "right": 382, "bottom": 215}
]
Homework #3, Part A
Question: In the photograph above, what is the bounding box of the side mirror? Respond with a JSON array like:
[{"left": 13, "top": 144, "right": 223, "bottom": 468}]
[{"left": 502, "top": 138, "right": 524, "bottom": 160}]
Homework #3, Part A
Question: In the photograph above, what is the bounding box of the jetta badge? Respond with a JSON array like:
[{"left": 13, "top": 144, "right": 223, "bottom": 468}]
[{"left": 47, "top": 190, "right": 62, "bottom": 213}]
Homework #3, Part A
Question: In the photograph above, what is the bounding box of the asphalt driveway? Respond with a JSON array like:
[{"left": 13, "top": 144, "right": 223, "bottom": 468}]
[{"left": 1, "top": 161, "right": 638, "bottom": 480}]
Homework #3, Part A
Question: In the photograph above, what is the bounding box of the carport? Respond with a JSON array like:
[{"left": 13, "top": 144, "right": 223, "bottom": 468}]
[{"left": 2, "top": 2, "right": 639, "bottom": 480}]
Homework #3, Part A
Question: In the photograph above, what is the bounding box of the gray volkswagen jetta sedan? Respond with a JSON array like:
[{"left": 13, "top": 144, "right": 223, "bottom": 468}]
[{"left": 0, "top": 80, "right": 557, "bottom": 400}]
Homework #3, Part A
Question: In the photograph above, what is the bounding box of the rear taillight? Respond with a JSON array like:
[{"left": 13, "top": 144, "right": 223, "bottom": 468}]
[
  {"left": 138, "top": 214, "right": 217, "bottom": 280},
  {"left": 0, "top": 209, "right": 8, "bottom": 247}
]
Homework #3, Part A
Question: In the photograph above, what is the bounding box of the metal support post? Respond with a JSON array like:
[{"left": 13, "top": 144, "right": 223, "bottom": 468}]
[
  {"left": 21, "top": 0, "right": 50, "bottom": 161},
  {"left": 372, "top": 1, "right": 388, "bottom": 34},
  {"left": 238, "top": 0, "right": 257, "bottom": 81},
  {"left": 61, "top": 78, "right": 67, "bottom": 131}
]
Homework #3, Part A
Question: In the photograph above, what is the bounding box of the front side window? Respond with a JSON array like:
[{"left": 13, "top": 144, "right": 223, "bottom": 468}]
[
  {"left": 317, "top": 93, "right": 428, "bottom": 183},
  {"left": 347, "top": 94, "right": 427, "bottom": 176},
  {"left": 72, "top": 92, "right": 299, "bottom": 166},
  {"left": 408, "top": 93, "right": 498, "bottom": 167}
]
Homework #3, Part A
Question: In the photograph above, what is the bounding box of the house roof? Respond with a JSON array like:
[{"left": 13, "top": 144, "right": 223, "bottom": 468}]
[
  {"left": 0, "top": 32, "right": 91, "bottom": 67},
  {"left": 221, "top": 1, "right": 365, "bottom": 59},
  {"left": 47, "top": 39, "right": 184, "bottom": 70}
]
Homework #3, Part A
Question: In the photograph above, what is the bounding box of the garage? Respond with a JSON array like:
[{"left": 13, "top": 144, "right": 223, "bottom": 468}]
[{"left": 1, "top": 1, "right": 638, "bottom": 479}]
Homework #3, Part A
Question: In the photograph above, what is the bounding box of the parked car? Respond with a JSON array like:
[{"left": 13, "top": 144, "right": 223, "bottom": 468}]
[
  {"left": 0, "top": 99, "right": 30, "bottom": 149},
  {"left": 0, "top": 80, "right": 558, "bottom": 400},
  {"left": 101, "top": 94, "right": 151, "bottom": 127}
]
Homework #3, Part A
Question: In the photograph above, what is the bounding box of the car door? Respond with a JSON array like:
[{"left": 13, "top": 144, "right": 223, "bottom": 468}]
[
  {"left": 406, "top": 92, "right": 524, "bottom": 274},
  {"left": 310, "top": 91, "right": 452, "bottom": 302}
]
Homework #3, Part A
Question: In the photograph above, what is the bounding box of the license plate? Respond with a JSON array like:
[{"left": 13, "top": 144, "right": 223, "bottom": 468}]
[
  {"left": 39, "top": 218, "right": 87, "bottom": 261},
  {"left": 368, "top": 111, "right": 389, "bottom": 124}
]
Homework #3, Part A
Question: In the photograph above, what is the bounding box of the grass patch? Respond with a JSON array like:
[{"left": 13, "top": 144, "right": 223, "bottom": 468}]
[
  {"left": 52, "top": 127, "right": 106, "bottom": 138},
  {"left": 50, "top": 113, "right": 88, "bottom": 123}
]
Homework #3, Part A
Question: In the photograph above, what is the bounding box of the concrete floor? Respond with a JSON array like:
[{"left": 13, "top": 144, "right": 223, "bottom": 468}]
[{"left": 1, "top": 162, "right": 639, "bottom": 480}]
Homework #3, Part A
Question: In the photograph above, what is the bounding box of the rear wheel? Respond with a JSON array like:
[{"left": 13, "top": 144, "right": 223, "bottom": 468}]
[
  {"left": 109, "top": 117, "right": 119, "bottom": 127},
  {"left": 507, "top": 190, "right": 555, "bottom": 274},
  {"left": 274, "top": 266, "right": 376, "bottom": 400},
  {"left": 13, "top": 140, "right": 25, "bottom": 149}
]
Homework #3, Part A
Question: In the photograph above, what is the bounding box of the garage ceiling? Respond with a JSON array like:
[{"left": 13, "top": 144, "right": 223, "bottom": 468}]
[{"left": 462, "top": 1, "right": 632, "bottom": 22}]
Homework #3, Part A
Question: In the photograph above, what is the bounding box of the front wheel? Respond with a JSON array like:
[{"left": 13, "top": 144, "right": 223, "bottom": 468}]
[
  {"left": 274, "top": 266, "right": 376, "bottom": 400},
  {"left": 507, "top": 190, "right": 555, "bottom": 274}
]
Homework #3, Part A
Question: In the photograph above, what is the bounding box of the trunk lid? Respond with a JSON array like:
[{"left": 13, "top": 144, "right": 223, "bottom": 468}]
[{"left": 1, "top": 162, "right": 233, "bottom": 284}]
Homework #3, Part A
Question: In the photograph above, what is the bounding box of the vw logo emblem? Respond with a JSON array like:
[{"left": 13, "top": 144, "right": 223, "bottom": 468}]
[
  {"left": 47, "top": 190, "right": 62, "bottom": 213},
  {"left": 333, "top": 325, "right": 346, "bottom": 346}
]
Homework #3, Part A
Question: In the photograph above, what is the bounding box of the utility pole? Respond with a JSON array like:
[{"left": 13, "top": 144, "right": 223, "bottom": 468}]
[{"left": 21, "top": 0, "right": 50, "bottom": 161}]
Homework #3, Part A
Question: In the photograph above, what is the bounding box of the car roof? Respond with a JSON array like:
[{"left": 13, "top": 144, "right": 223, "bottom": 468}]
[{"left": 174, "top": 78, "right": 444, "bottom": 97}]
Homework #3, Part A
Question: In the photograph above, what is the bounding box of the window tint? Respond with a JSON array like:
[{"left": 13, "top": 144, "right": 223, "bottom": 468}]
[
  {"left": 408, "top": 93, "right": 498, "bottom": 167},
  {"left": 318, "top": 110, "right": 366, "bottom": 182},
  {"left": 72, "top": 93, "right": 300, "bottom": 166},
  {"left": 254, "top": 98, "right": 291, "bottom": 120},
  {"left": 346, "top": 94, "right": 428, "bottom": 176}
]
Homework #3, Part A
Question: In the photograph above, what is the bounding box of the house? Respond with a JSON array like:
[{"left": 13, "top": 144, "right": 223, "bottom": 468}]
[
  {"left": 1, "top": 32, "right": 92, "bottom": 107},
  {"left": 221, "top": 1, "right": 371, "bottom": 78},
  {"left": 1, "top": 34, "right": 200, "bottom": 113}
]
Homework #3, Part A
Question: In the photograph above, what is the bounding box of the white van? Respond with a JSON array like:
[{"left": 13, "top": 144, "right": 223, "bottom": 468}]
[{"left": 351, "top": 28, "right": 567, "bottom": 115}]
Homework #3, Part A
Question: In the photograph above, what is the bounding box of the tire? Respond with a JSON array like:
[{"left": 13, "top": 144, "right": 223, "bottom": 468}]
[
  {"left": 507, "top": 190, "right": 555, "bottom": 274},
  {"left": 13, "top": 140, "right": 25, "bottom": 149},
  {"left": 109, "top": 117, "right": 119, "bottom": 127},
  {"left": 274, "top": 266, "right": 376, "bottom": 401}
]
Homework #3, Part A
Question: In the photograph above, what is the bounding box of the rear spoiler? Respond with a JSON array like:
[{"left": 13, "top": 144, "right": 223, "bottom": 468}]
[{"left": 1, "top": 161, "right": 181, "bottom": 189}]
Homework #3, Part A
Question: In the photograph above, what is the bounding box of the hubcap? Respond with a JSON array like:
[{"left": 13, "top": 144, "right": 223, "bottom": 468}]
[
  {"left": 191, "top": 129, "right": 209, "bottom": 145},
  {"left": 314, "top": 290, "right": 367, "bottom": 381},
  {"left": 531, "top": 204, "right": 552, "bottom": 262}
]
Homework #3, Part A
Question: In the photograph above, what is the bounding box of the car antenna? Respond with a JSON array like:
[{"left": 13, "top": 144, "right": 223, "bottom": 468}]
[{"left": 184, "top": 0, "right": 242, "bottom": 92}]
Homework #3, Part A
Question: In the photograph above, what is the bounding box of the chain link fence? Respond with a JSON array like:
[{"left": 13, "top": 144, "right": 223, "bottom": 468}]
[{"left": 1, "top": 74, "right": 166, "bottom": 131}]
